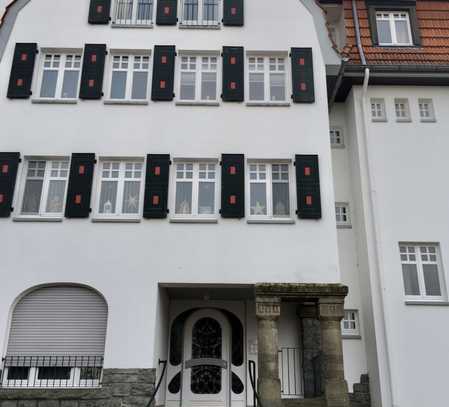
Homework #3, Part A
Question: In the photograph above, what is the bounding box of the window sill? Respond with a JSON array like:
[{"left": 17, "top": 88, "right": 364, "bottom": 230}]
[
  {"left": 91, "top": 217, "right": 141, "bottom": 223},
  {"left": 175, "top": 101, "right": 220, "bottom": 107},
  {"left": 420, "top": 118, "right": 436, "bottom": 123},
  {"left": 32, "top": 98, "right": 78, "bottom": 104},
  {"left": 13, "top": 216, "right": 63, "bottom": 222},
  {"left": 179, "top": 23, "right": 221, "bottom": 29},
  {"left": 331, "top": 144, "right": 345, "bottom": 149},
  {"left": 111, "top": 22, "right": 154, "bottom": 29},
  {"left": 342, "top": 335, "right": 361, "bottom": 340},
  {"left": 104, "top": 99, "right": 149, "bottom": 105},
  {"left": 170, "top": 217, "right": 218, "bottom": 224},
  {"left": 337, "top": 224, "right": 352, "bottom": 229},
  {"left": 247, "top": 218, "right": 295, "bottom": 225},
  {"left": 371, "top": 118, "right": 387, "bottom": 123},
  {"left": 405, "top": 300, "right": 449, "bottom": 306},
  {"left": 246, "top": 102, "right": 291, "bottom": 107},
  {"left": 396, "top": 118, "right": 412, "bottom": 123}
]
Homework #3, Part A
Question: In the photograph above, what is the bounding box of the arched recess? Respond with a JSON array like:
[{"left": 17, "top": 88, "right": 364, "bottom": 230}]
[{"left": 2, "top": 284, "right": 108, "bottom": 387}]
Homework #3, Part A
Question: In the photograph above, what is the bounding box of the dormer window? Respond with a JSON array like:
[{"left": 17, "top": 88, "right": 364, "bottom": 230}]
[{"left": 376, "top": 11, "right": 412, "bottom": 46}]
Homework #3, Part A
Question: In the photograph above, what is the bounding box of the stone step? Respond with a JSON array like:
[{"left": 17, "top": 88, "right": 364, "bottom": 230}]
[{"left": 282, "top": 397, "right": 326, "bottom": 407}]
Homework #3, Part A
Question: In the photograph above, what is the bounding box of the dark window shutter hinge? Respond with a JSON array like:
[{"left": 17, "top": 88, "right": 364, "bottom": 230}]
[
  {"left": 219, "top": 209, "right": 222, "bottom": 214},
  {"left": 169, "top": 160, "right": 172, "bottom": 165}
]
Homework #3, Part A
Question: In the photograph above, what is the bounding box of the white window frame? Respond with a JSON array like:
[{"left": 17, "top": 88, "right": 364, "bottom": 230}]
[
  {"left": 180, "top": 0, "right": 221, "bottom": 26},
  {"left": 113, "top": 0, "right": 154, "bottom": 25},
  {"left": 246, "top": 54, "right": 289, "bottom": 105},
  {"left": 399, "top": 243, "right": 447, "bottom": 302},
  {"left": 370, "top": 98, "right": 387, "bottom": 122},
  {"left": 1, "top": 366, "right": 101, "bottom": 389},
  {"left": 16, "top": 157, "right": 70, "bottom": 219},
  {"left": 394, "top": 98, "right": 411, "bottom": 122},
  {"left": 418, "top": 98, "right": 436, "bottom": 122},
  {"left": 330, "top": 127, "right": 344, "bottom": 148},
  {"left": 246, "top": 161, "right": 294, "bottom": 222},
  {"left": 93, "top": 158, "right": 145, "bottom": 221},
  {"left": 106, "top": 51, "right": 151, "bottom": 102},
  {"left": 376, "top": 11, "right": 413, "bottom": 46},
  {"left": 176, "top": 52, "right": 220, "bottom": 104},
  {"left": 35, "top": 49, "right": 83, "bottom": 102},
  {"left": 170, "top": 159, "right": 220, "bottom": 221},
  {"left": 335, "top": 202, "right": 351, "bottom": 228},
  {"left": 342, "top": 310, "right": 360, "bottom": 337}
]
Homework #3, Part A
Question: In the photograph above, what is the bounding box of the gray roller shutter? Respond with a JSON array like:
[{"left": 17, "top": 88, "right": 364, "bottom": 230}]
[{"left": 7, "top": 286, "right": 108, "bottom": 357}]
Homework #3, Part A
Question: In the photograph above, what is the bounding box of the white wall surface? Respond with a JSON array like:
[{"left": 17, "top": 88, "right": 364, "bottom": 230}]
[{"left": 0, "top": 0, "right": 343, "bottom": 372}]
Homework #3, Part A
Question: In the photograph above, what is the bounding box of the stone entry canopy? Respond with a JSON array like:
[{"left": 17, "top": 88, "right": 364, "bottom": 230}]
[{"left": 255, "top": 283, "right": 350, "bottom": 407}]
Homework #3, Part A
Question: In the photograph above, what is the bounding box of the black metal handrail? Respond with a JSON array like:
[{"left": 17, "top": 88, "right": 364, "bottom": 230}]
[
  {"left": 145, "top": 359, "right": 167, "bottom": 407},
  {"left": 248, "top": 360, "right": 264, "bottom": 407}
]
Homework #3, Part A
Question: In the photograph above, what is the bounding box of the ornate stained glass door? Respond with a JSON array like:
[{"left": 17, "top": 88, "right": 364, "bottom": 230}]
[{"left": 182, "top": 309, "right": 230, "bottom": 407}]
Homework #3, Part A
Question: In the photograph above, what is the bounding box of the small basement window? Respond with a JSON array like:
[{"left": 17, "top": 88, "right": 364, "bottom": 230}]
[
  {"left": 370, "top": 98, "right": 387, "bottom": 122},
  {"left": 394, "top": 98, "right": 411, "bottom": 122},
  {"left": 335, "top": 202, "right": 351, "bottom": 228},
  {"left": 330, "top": 128, "right": 344, "bottom": 148},
  {"left": 342, "top": 310, "right": 360, "bottom": 337},
  {"left": 418, "top": 99, "right": 436, "bottom": 122}
]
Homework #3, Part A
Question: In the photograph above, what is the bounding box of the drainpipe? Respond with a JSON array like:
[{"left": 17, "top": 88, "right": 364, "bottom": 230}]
[{"left": 353, "top": 0, "right": 397, "bottom": 406}]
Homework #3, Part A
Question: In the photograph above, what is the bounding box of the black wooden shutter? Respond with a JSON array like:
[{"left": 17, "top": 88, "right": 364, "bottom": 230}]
[
  {"left": 143, "top": 154, "right": 170, "bottom": 218},
  {"left": 156, "top": 0, "right": 178, "bottom": 25},
  {"left": 151, "top": 46, "right": 176, "bottom": 101},
  {"left": 88, "top": 0, "right": 111, "bottom": 24},
  {"left": 221, "top": 154, "right": 244, "bottom": 218},
  {"left": 65, "top": 154, "right": 96, "bottom": 218},
  {"left": 295, "top": 155, "right": 321, "bottom": 219},
  {"left": 222, "top": 47, "right": 244, "bottom": 102},
  {"left": 7, "top": 43, "right": 37, "bottom": 99},
  {"left": 223, "top": 0, "right": 244, "bottom": 26},
  {"left": 291, "top": 48, "right": 315, "bottom": 103},
  {"left": 0, "top": 153, "right": 20, "bottom": 218},
  {"left": 79, "top": 44, "right": 107, "bottom": 100}
]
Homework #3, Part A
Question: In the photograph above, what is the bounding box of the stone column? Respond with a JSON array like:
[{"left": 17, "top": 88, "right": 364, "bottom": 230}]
[
  {"left": 298, "top": 304, "right": 322, "bottom": 398},
  {"left": 256, "top": 296, "right": 282, "bottom": 407},
  {"left": 319, "top": 297, "right": 350, "bottom": 407}
]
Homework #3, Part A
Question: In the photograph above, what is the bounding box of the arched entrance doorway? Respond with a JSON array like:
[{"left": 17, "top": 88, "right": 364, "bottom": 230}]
[{"left": 182, "top": 309, "right": 231, "bottom": 407}]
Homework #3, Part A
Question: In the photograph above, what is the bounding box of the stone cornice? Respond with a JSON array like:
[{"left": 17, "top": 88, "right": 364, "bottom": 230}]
[{"left": 255, "top": 283, "right": 348, "bottom": 299}]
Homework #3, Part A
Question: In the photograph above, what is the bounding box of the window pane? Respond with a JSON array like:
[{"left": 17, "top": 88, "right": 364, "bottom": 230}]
[
  {"left": 201, "top": 72, "right": 217, "bottom": 101},
  {"left": 61, "top": 70, "right": 79, "bottom": 99},
  {"left": 402, "top": 264, "right": 420, "bottom": 296},
  {"left": 176, "top": 182, "right": 193, "bottom": 214},
  {"left": 111, "top": 71, "right": 127, "bottom": 99},
  {"left": 272, "top": 183, "right": 290, "bottom": 217},
  {"left": 137, "top": 0, "right": 153, "bottom": 21},
  {"left": 122, "top": 181, "right": 140, "bottom": 214},
  {"left": 377, "top": 20, "right": 392, "bottom": 44},
  {"left": 181, "top": 72, "right": 196, "bottom": 100},
  {"left": 249, "top": 73, "right": 264, "bottom": 101},
  {"left": 21, "top": 179, "right": 43, "bottom": 214},
  {"left": 40, "top": 70, "right": 58, "bottom": 98},
  {"left": 250, "top": 183, "right": 267, "bottom": 215},
  {"left": 270, "top": 73, "right": 285, "bottom": 101},
  {"left": 184, "top": 0, "right": 198, "bottom": 21},
  {"left": 45, "top": 180, "right": 66, "bottom": 213},
  {"left": 203, "top": 0, "right": 218, "bottom": 21},
  {"left": 116, "top": 0, "right": 133, "bottom": 20},
  {"left": 423, "top": 264, "right": 442, "bottom": 296},
  {"left": 99, "top": 181, "right": 118, "bottom": 214},
  {"left": 395, "top": 20, "right": 410, "bottom": 44},
  {"left": 132, "top": 71, "right": 148, "bottom": 99},
  {"left": 198, "top": 182, "right": 215, "bottom": 214}
]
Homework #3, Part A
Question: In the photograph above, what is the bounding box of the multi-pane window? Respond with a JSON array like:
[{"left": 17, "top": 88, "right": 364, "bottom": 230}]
[
  {"left": 39, "top": 53, "right": 82, "bottom": 99},
  {"left": 376, "top": 11, "right": 413, "bottom": 46},
  {"left": 248, "top": 57, "right": 286, "bottom": 103},
  {"left": 249, "top": 163, "right": 290, "bottom": 218},
  {"left": 370, "top": 98, "right": 386, "bottom": 121},
  {"left": 109, "top": 55, "right": 150, "bottom": 100},
  {"left": 182, "top": 0, "right": 219, "bottom": 25},
  {"left": 179, "top": 55, "right": 218, "bottom": 102},
  {"left": 418, "top": 98, "right": 436, "bottom": 122},
  {"left": 342, "top": 310, "right": 360, "bottom": 336},
  {"left": 97, "top": 161, "right": 143, "bottom": 217},
  {"left": 20, "top": 159, "right": 69, "bottom": 217},
  {"left": 114, "top": 0, "right": 153, "bottom": 25},
  {"left": 394, "top": 98, "right": 411, "bottom": 121},
  {"left": 330, "top": 128, "right": 344, "bottom": 147},
  {"left": 173, "top": 162, "right": 218, "bottom": 218},
  {"left": 335, "top": 203, "right": 350, "bottom": 227},
  {"left": 399, "top": 244, "right": 446, "bottom": 300}
]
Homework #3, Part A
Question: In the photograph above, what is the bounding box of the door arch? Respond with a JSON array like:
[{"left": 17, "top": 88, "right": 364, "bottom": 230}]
[{"left": 182, "top": 309, "right": 231, "bottom": 407}]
